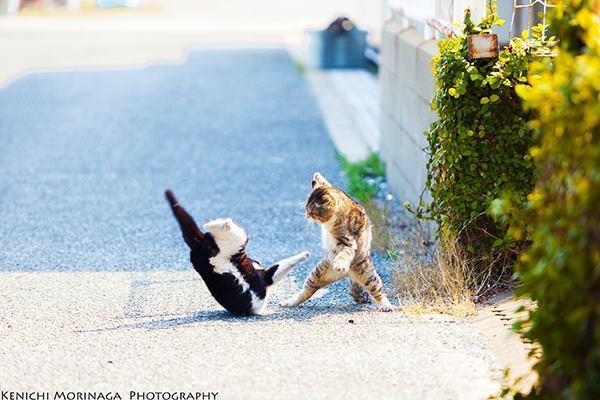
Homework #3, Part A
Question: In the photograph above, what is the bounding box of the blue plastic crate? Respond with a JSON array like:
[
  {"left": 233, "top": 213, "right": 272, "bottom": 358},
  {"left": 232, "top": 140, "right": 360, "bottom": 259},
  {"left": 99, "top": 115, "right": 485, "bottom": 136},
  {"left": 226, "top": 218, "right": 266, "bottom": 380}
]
[{"left": 306, "top": 28, "right": 368, "bottom": 69}]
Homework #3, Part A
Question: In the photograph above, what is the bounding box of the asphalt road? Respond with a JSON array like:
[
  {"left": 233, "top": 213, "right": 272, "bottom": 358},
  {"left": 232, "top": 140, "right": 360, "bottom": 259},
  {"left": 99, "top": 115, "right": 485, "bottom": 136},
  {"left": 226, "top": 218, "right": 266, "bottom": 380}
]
[
  {"left": 0, "top": 49, "right": 499, "bottom": 399},
  {"left": 0, "top": 49, "right": 340, "bottom": 272}
]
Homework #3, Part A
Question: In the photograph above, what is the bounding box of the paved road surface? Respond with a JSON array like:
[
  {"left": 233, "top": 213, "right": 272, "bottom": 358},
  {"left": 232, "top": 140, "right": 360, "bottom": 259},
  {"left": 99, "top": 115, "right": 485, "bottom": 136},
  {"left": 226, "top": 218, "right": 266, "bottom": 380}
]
[
  {"left": 0, "top": 49, "right": 499, "bottom": 399},
  {"left": 0, "top": 49, "right": 339, "bottom": 271}
]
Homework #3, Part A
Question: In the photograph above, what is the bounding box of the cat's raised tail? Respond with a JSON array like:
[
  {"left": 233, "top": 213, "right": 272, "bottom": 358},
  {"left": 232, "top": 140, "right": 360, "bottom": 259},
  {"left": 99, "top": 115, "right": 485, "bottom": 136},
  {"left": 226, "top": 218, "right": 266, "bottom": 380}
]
[{"left": 165, "top": 189, "right": 204, "bottom": 249}]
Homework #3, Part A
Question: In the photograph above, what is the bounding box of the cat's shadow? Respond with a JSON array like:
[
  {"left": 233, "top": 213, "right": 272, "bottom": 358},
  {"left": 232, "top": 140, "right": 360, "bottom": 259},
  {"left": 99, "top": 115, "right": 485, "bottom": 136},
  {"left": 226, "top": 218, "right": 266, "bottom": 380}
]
[{"left": 88, "top": 305, "right": 370, "bottom": 332}]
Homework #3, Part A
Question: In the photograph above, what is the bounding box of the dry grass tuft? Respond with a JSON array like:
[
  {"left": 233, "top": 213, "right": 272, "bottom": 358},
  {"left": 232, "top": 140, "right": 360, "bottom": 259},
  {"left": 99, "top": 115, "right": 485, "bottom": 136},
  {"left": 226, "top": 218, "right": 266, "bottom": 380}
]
[
  {"left": 393, "top": 239, "right": 477, "bottom": 317},
  {"left": 364, "top": 199, "right": 476, "bottom": 317}
]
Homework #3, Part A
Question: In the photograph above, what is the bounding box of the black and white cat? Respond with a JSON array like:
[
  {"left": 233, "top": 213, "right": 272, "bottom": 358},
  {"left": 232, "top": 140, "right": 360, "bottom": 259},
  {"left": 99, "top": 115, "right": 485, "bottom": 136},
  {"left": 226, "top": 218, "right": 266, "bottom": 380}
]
[{"left": 165, "top": 189, "right": 310, "bottom": 315}]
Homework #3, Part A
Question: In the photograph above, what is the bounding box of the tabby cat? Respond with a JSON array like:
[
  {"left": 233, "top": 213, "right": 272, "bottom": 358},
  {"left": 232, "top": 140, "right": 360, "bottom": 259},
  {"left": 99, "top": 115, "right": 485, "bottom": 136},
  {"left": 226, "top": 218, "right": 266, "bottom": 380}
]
[{"left": 281, "top": 173, "right": 395, "bottom": 311}]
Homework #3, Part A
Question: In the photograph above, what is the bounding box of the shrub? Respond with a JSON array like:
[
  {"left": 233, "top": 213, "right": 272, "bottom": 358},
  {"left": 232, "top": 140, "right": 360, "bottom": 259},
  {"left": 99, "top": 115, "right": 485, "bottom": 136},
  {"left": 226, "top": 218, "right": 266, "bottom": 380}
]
[
  {"left": 417, "top": 4, "right": 550, "bottom": 293},
  {"left": 512, "top": 1, "right": 600, "bottom": 398}
]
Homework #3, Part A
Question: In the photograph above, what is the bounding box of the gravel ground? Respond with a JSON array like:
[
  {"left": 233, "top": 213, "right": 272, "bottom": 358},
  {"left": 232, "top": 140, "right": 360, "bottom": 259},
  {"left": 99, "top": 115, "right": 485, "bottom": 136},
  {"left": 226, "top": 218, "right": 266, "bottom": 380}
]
[
  {"left": 0, "top": 272, "right": 499, "bottom": 399},
  {"left": 0, "top": 49, "right": 500, "bottom": 398}
]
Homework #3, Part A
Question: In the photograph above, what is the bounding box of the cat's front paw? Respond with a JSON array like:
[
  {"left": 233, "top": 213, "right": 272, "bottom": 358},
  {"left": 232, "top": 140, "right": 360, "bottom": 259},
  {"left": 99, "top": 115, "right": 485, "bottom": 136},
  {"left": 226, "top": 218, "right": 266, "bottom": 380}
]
[
  {"left": 279, "top": 299, "right": 296, "bottom": 308},
  {"left": 297, "top": 251, "right": 310, "bottom": 262}
]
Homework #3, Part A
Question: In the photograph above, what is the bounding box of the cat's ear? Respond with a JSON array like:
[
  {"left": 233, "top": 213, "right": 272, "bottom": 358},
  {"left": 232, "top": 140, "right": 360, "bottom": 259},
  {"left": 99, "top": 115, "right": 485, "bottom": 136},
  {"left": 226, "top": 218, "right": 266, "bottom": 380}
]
[
  {"left": 311, "top": 172, "right": 331, "bottom": 189},
  {"left": 165, "top": 189, "right": 204, "bottom": 249},
  {"left": 221, "top": 218, "right": 232, "bottom": 232}
]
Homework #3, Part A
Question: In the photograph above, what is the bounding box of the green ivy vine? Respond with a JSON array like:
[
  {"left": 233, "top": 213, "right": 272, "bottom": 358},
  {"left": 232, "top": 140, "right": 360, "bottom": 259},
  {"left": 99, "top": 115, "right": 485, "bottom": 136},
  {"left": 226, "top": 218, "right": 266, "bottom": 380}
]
[{"left": 412, "top": 3, "right": 551, "bottom": 284}]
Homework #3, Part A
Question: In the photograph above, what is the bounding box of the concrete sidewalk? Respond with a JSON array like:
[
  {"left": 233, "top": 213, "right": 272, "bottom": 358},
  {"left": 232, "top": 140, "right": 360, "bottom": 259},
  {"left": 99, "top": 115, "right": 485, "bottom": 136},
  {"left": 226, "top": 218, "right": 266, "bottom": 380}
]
[
  {"left": 0, "top": 0, "right": 383, "bottom": 86},
  {"left": 0, "top": 16, "right": 299, "bottom": 86}
]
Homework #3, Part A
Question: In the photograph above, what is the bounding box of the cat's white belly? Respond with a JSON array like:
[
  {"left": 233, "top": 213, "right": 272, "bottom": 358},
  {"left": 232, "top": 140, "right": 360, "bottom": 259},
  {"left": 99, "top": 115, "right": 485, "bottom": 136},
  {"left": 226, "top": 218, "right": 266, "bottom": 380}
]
[{"left": 321, "top": 226, "right": 337, "bottom": 261}]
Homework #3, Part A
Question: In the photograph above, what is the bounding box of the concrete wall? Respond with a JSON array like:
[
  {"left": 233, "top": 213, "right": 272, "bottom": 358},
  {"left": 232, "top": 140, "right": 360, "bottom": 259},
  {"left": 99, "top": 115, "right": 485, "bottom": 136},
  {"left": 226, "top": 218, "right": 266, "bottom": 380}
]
[{"left": 379, "top": 18, "right": 438, "bottom": 206}]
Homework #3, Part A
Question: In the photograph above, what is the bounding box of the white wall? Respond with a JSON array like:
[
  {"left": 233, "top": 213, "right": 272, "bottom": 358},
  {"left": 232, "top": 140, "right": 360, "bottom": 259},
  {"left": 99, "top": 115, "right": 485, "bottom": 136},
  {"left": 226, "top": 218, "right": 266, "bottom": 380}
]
[
  {"left": 0, "top": 0, "right": 20, "bottom": 15},
  {"left": 379, "top": 1, "right": 485, "bottom": 209},
  {"left": 379, "top": 17, "right": 437, "bottom": 205},
  {"left": 386, "top": 0, "right": 485, "bottom": 24}
]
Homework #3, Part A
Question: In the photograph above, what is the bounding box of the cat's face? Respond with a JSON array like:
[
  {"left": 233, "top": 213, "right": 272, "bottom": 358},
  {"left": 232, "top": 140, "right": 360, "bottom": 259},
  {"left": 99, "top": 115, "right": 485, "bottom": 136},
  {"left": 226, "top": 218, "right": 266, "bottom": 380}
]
[
  {"left": 203, "top": 218, "right": 247, "bottom": 253},
  {"left": 306, "top": 173, "right": 337, "bottom": 223}
]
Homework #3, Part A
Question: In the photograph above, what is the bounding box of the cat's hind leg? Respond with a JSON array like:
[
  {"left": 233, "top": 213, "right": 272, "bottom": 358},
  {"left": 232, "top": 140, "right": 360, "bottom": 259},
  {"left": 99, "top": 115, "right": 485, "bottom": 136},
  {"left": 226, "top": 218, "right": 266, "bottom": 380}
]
[
  {"left": 280, "top": 259, "right": 345, "bottom": 307},
  {"left": 349, "top": 258, "right": 396, "bottom": 312},
  {"left": 264, "top": 251, "right": 310, "bottom": 286},
  {"left": 349, "top": 277, "right": 371, "bottom": 304}
]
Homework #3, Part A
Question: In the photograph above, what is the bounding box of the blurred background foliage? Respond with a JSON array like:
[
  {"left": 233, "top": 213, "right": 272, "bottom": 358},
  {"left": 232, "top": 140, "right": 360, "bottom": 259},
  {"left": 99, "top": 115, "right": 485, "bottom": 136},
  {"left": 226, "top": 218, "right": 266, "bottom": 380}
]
[{"left": 513, "top": 0, "right": 600, "bottom": 398}]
